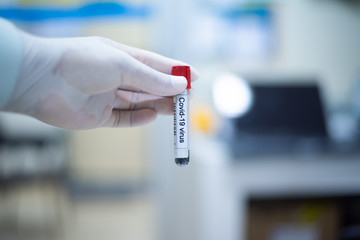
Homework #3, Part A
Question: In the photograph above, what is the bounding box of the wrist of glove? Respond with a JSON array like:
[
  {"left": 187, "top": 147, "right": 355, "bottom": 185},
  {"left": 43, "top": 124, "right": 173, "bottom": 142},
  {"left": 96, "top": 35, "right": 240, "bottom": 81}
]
[{"left": 4, "top": 31, "right": 198, "bottom": 130}]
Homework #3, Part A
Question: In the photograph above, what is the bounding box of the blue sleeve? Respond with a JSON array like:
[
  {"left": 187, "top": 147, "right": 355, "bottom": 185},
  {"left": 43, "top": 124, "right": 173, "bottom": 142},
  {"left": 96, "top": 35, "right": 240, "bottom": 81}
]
[{"left": 0, "top": 18, "right": 23, "bottom": 108}]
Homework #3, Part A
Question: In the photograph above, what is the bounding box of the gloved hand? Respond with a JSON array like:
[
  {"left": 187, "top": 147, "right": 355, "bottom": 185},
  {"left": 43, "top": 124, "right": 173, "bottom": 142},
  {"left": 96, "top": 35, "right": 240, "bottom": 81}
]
[{"left": 4, "top": 31, "right": 198, "bottom": 130}]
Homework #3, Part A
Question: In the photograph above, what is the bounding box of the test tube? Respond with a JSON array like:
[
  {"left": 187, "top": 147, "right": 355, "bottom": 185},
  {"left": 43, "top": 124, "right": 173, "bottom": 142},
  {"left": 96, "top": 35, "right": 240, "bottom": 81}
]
[{"left": 172, "top": 66, "right": 191, "bottom": 166}]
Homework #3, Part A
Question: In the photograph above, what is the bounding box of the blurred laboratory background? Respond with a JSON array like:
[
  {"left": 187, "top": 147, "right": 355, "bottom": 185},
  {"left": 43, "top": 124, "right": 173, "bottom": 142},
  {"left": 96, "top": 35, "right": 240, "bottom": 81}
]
[{"left": 1, "top": 0, "right": 360, "bottom": 240}]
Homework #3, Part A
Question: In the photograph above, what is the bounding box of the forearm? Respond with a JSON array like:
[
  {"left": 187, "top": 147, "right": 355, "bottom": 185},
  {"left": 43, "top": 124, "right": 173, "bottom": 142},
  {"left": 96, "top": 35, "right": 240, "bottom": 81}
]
[{"left": 0, "top": 18, "right": 23, "bottom": 109}]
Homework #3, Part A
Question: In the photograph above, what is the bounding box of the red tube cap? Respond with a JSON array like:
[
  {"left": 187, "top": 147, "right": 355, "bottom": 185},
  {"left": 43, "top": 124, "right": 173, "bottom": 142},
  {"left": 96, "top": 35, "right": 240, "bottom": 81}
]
[{"left": 172, "top": 66, "right": 191, "bottom": 90}]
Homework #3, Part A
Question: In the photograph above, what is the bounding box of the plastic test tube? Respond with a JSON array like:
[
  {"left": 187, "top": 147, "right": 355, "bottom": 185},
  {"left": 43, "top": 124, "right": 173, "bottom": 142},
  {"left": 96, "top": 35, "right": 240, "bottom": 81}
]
[{"left": 172, "top": 66, "right": 191, "bottom": 166}]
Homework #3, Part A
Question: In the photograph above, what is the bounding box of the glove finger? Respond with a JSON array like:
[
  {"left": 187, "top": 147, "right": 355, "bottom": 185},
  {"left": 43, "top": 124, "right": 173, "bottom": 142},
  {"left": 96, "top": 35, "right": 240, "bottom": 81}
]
[
  {"left": 103, "top": 38, "right": 199, "bottom": 81},
  {"left": 114, "top": 90, "right": 173, "bottom": 115},
  {"left": 104, "top": 108, "right": 157, "bottom": 127},
  {"left": 121, "top": 55, "right": 188, "bottom": 96}
]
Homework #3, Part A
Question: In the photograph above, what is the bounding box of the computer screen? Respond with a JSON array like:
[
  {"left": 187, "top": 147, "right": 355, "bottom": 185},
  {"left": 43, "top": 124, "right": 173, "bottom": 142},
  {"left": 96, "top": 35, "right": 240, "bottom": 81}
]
[{"left": 235, "top": 84, "right": 328, "bottom": 137}]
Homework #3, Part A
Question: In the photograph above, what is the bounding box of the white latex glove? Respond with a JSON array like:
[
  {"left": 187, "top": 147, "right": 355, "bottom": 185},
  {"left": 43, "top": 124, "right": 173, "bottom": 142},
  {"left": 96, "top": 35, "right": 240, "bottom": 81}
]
[{"left": 4, "top": 31, "right": 198, "bottom": 130}]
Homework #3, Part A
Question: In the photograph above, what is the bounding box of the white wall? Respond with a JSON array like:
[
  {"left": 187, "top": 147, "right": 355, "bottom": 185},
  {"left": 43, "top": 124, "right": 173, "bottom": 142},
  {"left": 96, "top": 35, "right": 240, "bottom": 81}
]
[{"left": 268, "top": 0, "right": 360, "bottom": 108}]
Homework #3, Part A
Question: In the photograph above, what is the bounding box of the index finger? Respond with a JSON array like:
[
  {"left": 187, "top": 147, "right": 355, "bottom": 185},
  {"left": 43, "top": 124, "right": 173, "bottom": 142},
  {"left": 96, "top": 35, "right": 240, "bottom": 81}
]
[{"left": 102, "top": 38, "right": 199, "bottom": 81}]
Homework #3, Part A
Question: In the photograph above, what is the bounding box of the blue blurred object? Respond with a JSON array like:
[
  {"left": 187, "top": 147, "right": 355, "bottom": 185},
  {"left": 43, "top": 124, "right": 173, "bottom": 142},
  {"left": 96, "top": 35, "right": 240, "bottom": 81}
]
[
  {"left": 0, "top": 2, "right": 151, "bottom": 22},
  {"left": 221, "top": 7, "right": 271, "bottom": 22}
]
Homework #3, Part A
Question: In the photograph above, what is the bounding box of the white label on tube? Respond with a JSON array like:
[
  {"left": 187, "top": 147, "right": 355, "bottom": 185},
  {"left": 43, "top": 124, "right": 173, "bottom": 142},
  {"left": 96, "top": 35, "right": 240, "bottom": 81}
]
[{"left": 174, "top": 90, "right": 189, "bottom": 151}]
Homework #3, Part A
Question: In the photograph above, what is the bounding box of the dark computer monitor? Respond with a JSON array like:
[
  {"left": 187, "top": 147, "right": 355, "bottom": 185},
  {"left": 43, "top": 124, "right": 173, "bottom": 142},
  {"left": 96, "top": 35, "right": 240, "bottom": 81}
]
[{"left": 235, "top": 84, "right": 328, "bottom": 138}]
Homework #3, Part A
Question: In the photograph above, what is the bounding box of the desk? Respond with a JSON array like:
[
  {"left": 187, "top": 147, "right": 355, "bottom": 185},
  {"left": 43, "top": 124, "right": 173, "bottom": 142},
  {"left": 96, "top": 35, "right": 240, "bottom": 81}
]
[{"left": 195, "top": 140, "right": 360, "bottom": 240}]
